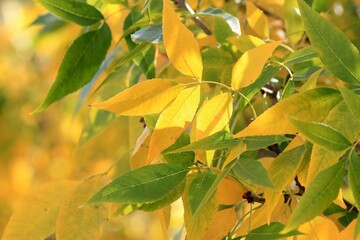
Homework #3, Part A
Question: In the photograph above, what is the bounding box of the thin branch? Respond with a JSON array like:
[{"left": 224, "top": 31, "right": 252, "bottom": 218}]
[{"left": 171, "top": 0, "right": 212, "bottom": 35}]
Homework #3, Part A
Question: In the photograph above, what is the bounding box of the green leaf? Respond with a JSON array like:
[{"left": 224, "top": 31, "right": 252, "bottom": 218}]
[
  {"left": 233, "top": 157, "right": 273, "bottom": 188},
  {"left": 284, "top": 47, "right": 317, "bottom": 66},
  {"left": 244, "top": 135, "right": 290, "bottom": 151},
  {"left": 281, "top": 80, "right": 295, "bottom": 99},
  {"left": 167, "top": 131, "right": 239, "bottom": 154},
  {"left": 289, "top": 117, "right": 352, "bottom": 151},
  {"left": 197, "top": 8, "right": 241, "bottom": 35},
  {"left": 298, "top": 0, "right": 360, "bottom": 84},
  {"left": 237, "top": 66, "right": 280, "bottom": 113},
  {"left": 283, "top": 160, "right": 346, "bottom": 232},
  {"left": 131, "top": 24, "right": 162, "bottom": 43},
  {"left": 162, "top": 132, "right": 195, "bottom": 168},
  {"left": 188, "top": 171, "right": 217, "bottom": 214},
  {"left": 245, "top": 222, "right": 303, "bottom": 240},
  {"left": 34, "top": 0, "right": 104, "bottom": 26},
  {"left": 114, "top": 178, "right": 186, "bottom": 214},
  {"left": 88, "top": 163, "right": 189, "bottom": 204},
  {"left": 339, "top": 86, "right": 360, "bottom": 123},
  {"left": 348, "top": 152, "right": 360, "bottom": 214},
  {"left": 34, "top": 23, "right": 112, "bottom": 113}
]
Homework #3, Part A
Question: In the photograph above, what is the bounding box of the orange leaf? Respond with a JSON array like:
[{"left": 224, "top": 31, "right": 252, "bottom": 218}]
[
  {"left": 163, "top": 0, "right": 203, "bottom": 80},
  {"left": 91, "top": 79, "right": 183, "bottom": 116},
  {"left": 246, "top": 2, "right": 269, "bottom": 38},
  {"left": 231, "top": 41, "right": 281, "bottom": 89},
  {"left": 148, "top": 86, "right": 200, "bottom": 162}
]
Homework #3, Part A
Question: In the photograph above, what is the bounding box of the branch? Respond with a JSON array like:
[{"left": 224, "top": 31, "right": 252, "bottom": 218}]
[{"left": 171, "top": 0, "right": 212, "bottom": 35}]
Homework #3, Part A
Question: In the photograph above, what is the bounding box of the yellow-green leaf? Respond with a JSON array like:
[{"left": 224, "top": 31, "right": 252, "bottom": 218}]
[
  {"left": 56, "top": 175, "right": 110, "bottom": 240},
  {"left": 162, "top": 0, "right": 203, "bottom": 80},
  {"left": 289, "top": 117, "right": 352, "bottom": 151},
  {"left": 339, "top": 85, "right": 360, "bottom": 122},
  {"left": 233, "top": 88, "right": 341, "bottom": 138},
  {"left": 246, "top": 2, "right": 269, "bottom": 38},
  {"left": 183, "top": 174, "right": 218, "bottom": 240},
  {"left": 284, "top": 0, "right": 303, "bottom": 46},
  {"left": 91, "top": 79, "right": 183, "bottom": 116},
  {"left": 264, "top": 144, "right": 306, "bottom": 221},
  {"left": 349, "top": 153, "right": 360, "bottom": 221},
  {"left": 148, "top": 86, "right": 200, "bottom": 162},
  {"left": 283, "top": 160, "right": 346, "bottom": 233},
  {"left": 231, "top": 41, "right": 281, "bottom": 89},
  {"left": 2, "top": 181, "right": 78, "bottom": 240},
  {"left": 298, "top": 0, "right": 360, "bottom": 84},
  {"left": 194, "top": 92, "right": 233, "bottom": 140}
]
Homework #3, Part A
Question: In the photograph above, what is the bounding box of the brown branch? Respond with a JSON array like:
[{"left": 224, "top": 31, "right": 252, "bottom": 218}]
[{"left": 171, "top": 0, "right": 212, "bottom": 35}]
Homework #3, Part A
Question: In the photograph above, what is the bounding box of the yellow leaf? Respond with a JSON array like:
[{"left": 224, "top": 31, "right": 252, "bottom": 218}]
[
  {"left": 222, "top": 142, "right": 246, "bottom": 169},
  {"left": 227, "top": 35, "right": 265, "bottom": 53},
  {"left": 130, "top": 127, "right": 152, "bottom": 169},
  {"left": 163, "top": 0, "right": 203, "bottom": 80},
  {"left": 233, "top": 88, "right": 342, "bottom": 138},
  {"left": 297, "top": 216, "right": 339, "bottom": 240},
  {"left": 90, "top": 79, "right": 183, "bottom": 116},
  {"left": 2, "top": 181, "right": 79, "bottom": 240},
  {"left": 56, "top": 175, "right": 110, "bottom": 240},
  {"left": 194, "top": 92, "right": 233, "bottom": 140},
  {"left": 231, "top": 41, "right": 281, "bottom": 89},
  {"left": 246, "top": 2, "right": 269, "bottom": 38},
  {"left": 300, "top": 68, "right": 322, "bottom": 92},
  {"left": 217, "top": 178, "right": 244, "bottom": 205},
  {"left": 203, "top": 207, "right": 237, "bottom": 240},
  {"left": 338, "top": 219, "right": 359, "bottom": 240},
  {"left": 148, "top": 86, "right": 200, "bottom": 162}
]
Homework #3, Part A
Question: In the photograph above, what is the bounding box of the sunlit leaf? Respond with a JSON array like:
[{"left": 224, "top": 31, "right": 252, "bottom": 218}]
[
  {"left": 289, "top": 117, "right": 352, "bottom": 151},
  {"left": 188, "top": 171, "right": 217, "bottom": 214},
  {"left": 283, "top": 160, "right": 346, "bottom": 232},
  {"left": 338, "top": 218, "right": 360, "bottom": 240},
  {"left": 298, "top": 0, "right": 360, "bottom": 84},
  {"left": 34, "top": 23, "right": 112, "bottom": 113},
  {"left": 148, "top": 86, "right": 200, "bottom": 162},
  {"left": 203, "top": 207, "right": 237, "bottom": 240},
  {"left": 231, "top": 41, "right": 281, "bottom": 89},
  {"left": 217, "top": 178, "right": 244, "bottom": 205},
  {"left": 244, "top": 135, "right": 290, "bottom": 151},
  {"left": 34, "top": 0, "right": 104, "bottom": 26},
  {"left": 284, "top": 0, "right": 303, "bottom": 46},
  {"left": 88, "top": 163, "right": 189, "bottom": 204},
  {"left": 2, "top": 181, "right": 78, "bottom": 240},
  {"left": 56, "top": 175, "right": 110, "bottom": 240},
  {"left": 233, "top": 157, "right": 273, "bottom": 188},
  {"left": 130, "top": 127, "right": 152, "bottom": 169},
  {"left": 194, "top": 92, "right": 233, "bottom": 140},
  {"left": 297, "top": 216, "right": 339, "bottom": 240},
  {"left": 246, "top": 2, "right": 269, "bottom": 38},
  {"left": 91, "top": 79, "right": 183, "bottom": 116},
  {"left": 233, "top": 88, "right": 341, "bottom": 137},
  {"left": 162, "top": 0, "right": 203, "bottom": 80}
]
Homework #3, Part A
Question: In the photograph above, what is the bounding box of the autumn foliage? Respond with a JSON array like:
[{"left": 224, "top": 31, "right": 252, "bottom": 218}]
[{"left": 2, "top": 0, "right": 360, "bottom": 239}]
